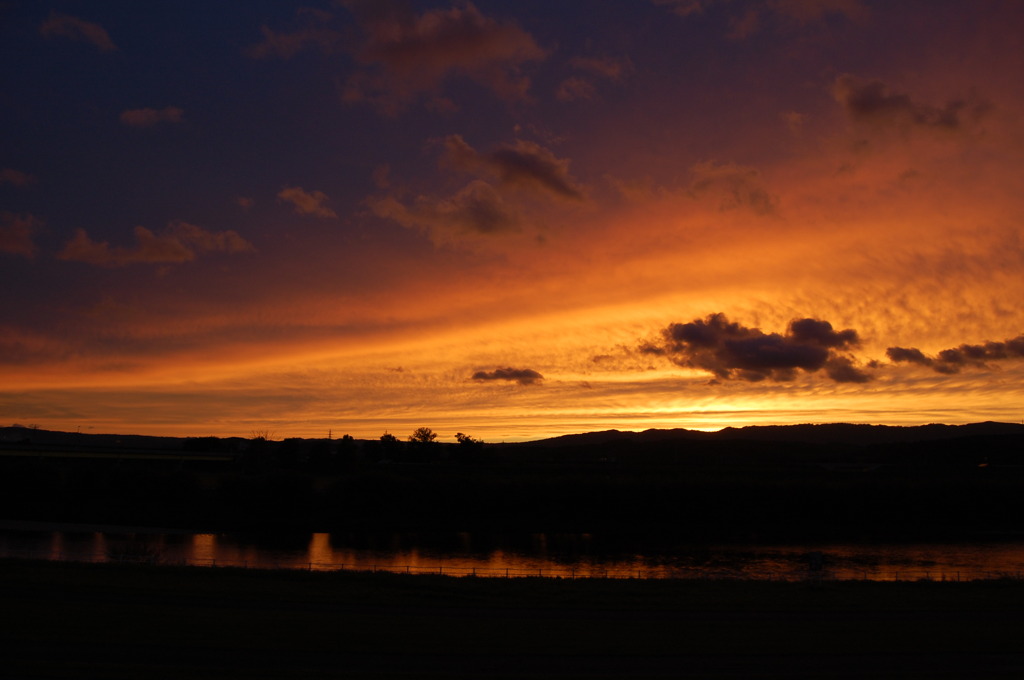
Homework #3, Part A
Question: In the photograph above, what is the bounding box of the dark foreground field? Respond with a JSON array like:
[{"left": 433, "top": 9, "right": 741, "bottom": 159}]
[{"left": 4, "top": 559, "right": 1024, "bottom": 679}]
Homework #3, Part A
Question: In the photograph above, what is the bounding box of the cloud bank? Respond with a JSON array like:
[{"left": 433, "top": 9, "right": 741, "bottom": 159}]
[{"left": 888, "top": 336, "right": 1024, "bottom": 374}]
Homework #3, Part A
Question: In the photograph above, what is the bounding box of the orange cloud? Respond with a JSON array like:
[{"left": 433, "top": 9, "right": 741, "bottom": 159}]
[
  {"left": 120, "top": 107, "right": 184, "bottom": 127},
  {"left": 277, "top": 186, "right": 337, "bottom": 218},
  {"left": 341, "top": 1, "right": 546, "bottom": 113},
  {"left": 40, "top": 11, "right": 116, "bottom": 52},
  {"left": 0, "top": 212, "right": 40, "bottom": 258},
  {"left": 58, "top": 221, "right": 254, "bottom": 266}
]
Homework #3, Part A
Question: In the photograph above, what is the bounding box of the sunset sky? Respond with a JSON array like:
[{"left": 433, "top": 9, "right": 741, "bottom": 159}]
[{"left": 3, "top": 1, "right": 1023, "bottom": 442}]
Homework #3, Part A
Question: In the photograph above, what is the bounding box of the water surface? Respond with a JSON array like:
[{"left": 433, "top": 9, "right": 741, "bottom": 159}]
[{"left": 2, "top": 523, "right": 1022, "bottom": 580}]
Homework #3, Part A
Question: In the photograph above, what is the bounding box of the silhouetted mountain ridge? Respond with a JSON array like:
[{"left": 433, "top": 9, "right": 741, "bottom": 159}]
[{"left": 529, "top": 421, "right": 1024, "bottom": 447}]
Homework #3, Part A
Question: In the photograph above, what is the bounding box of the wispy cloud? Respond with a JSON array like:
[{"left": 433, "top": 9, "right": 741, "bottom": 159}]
[
  {"left": 277, "top": 186, "right": 337, "bottom": 218},
  {"left": 1, "top": 168, "right": 36, "bottom": 187},
  {"left": 58, "top": 221, "right": 254, "bottom": 267},
  {"left": 246, "top": 8, "right": 342, "bottom": 59},
  {"left": 40, "top": 12, "right": 116, "bottom": 52},
  {"left": 369, "top": 134, "right": 585, "bottom": 245},
  {"left": 687, "top": 161, "right": 778, "bottom": 215},
  {"left": 120, "top": 107, "right": 184, "bottom": 127},
  {"left": 654, "top": 0, "right": 868, "bottom": 37},
  {"left": 442, "top": 135, "right": 586, "bottom": 201},
  {"left": 368, "top": 180, "right": 520, "bottom": 242},
  {"left": 341, "top": 1, "right": 546, "bottom": 114},
  {"left": 0, "top": 212, "right": 41, "bottom": 258},
  {"left": 833, "top": 74, "right": 991, "bottom": 133},
  {"left": 557, "top": 56, "right": 631, "bottom": 102}
]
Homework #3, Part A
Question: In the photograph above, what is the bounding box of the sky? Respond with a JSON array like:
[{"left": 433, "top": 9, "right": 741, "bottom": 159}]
[{"left": 2, "top": 0, "right": 1024, "bottom": 442}]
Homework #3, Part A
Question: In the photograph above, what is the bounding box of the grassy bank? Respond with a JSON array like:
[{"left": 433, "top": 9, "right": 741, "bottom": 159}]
[{"left": 4, "top": 558, "right": 1024, "bottom": 678}]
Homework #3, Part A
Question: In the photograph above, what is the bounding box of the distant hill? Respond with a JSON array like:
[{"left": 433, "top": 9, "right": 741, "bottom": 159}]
[
  {"left": 0, "top": 426, "right": 245, "bottom": 453},
  {"left": 528, "top": 422, "right": 1024, "bottom": 447}
]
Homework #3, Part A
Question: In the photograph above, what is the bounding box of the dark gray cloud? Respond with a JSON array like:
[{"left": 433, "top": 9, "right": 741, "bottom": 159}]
[
  {"left": 651, "top": 313, "right": 870, "bottom": 383},
  {"left": 833, "top": 74, "right": 991, "bottom": 132},
  {"left": 442, "top": 135, "right": 586, "bottom": 201},
  {"left": 888, "top": 335, "right": 1024, "bottom": 374},
  {"left": 471, "top": 366, "right": 543, "bottom": 385},
  {"left": 824, "top": 356, "right": 872, "bottom": 384},
  {"left": 885, "top": 346, "right": 931, "bottom": 366},
  {"left": 367, "top": 179, "right": 520, "bottom": 240},
  {"left": 789, "top": 317, "right": 859, "bottom": 348}
]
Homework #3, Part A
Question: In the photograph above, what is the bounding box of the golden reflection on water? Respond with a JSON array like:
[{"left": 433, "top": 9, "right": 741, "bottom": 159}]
[
  {"left": 47, "top": 531, "right": 64, "bottom": 561},
  {"left": 7, "top": 528, "right": 1024, "bottom": 580},
  {"left": 191, "top": 534, "right": 216, "bottom": 563}
]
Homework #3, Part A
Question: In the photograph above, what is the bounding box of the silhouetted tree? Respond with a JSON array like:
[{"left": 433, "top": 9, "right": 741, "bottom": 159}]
[
  {"left": 378, "top": 432, "right": 403, "bottom": 461},
  {"left": 454, "top": 432, "right": 483, "bottom": 464},
  {"left": 409, "top": 427, "right": 438, "bottom": 444}
]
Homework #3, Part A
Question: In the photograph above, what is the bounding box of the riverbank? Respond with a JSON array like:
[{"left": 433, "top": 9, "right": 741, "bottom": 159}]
[{"left": 4, "top": 558, "right": 1024, "bottom": 678}]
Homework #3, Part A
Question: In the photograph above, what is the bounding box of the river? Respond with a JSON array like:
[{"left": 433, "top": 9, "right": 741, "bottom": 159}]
[{"left": 2, "top": 522, "right": 1023, "bottom": 580}]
